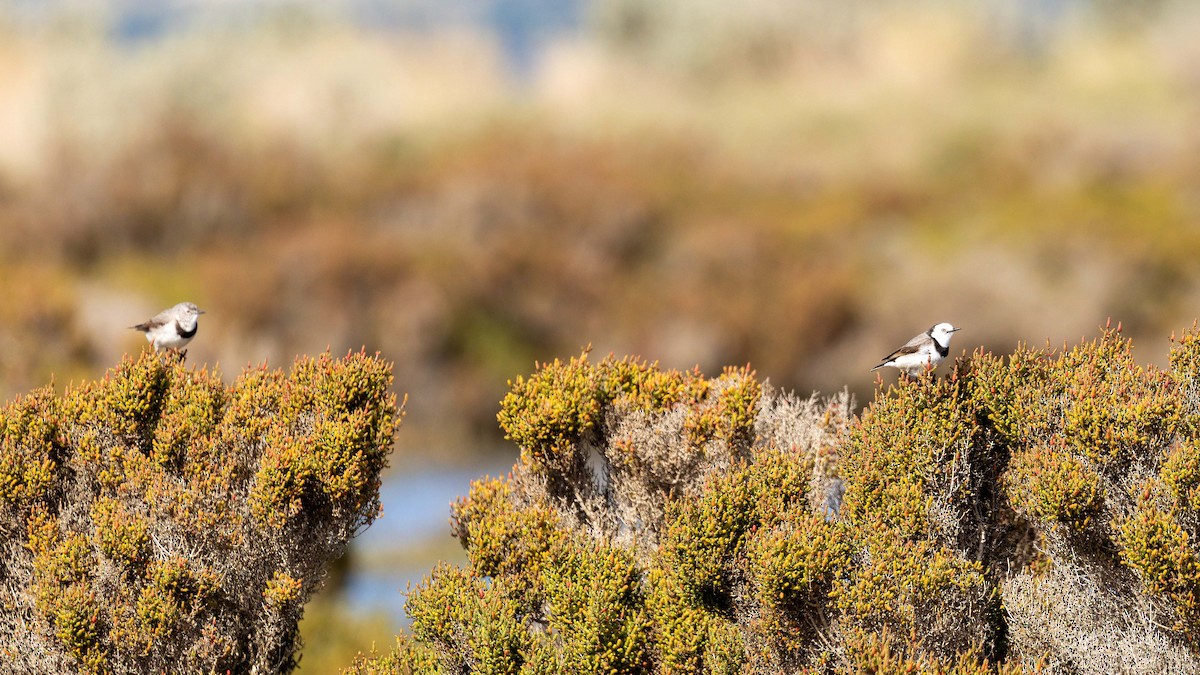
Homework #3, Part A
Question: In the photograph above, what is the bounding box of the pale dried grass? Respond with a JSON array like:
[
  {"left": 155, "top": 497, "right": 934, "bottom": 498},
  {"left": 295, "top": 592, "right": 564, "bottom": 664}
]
[
  {"left": 1004, "top": 560, "right": 1198, "bottom": 674},
  {"left": 508, "top": 380, "right": 852, "bottom": 560}
]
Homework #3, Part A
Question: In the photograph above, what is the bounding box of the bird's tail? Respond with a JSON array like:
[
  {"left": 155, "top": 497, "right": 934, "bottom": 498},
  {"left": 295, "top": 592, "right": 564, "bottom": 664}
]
[{"left": 870, "top": 363, "right": 885, "bottom": 371}]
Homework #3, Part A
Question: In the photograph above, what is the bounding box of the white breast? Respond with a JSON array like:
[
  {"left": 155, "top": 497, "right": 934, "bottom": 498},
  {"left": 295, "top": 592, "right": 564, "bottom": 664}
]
[
  {"left": 145, "top": 323, "right": 194, "bottom": 351},
  {"left": 890, "top": 347, "right": 942, "bottom": 375}
]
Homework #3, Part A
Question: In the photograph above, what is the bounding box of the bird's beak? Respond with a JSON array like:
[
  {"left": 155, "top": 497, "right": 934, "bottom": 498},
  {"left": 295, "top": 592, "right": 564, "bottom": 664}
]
[
  {"left": 949, "top": 327, "right": 961, "bottom": 332},
  {"left": 198, "top": 309, "right": 207, "bottom": 315}
]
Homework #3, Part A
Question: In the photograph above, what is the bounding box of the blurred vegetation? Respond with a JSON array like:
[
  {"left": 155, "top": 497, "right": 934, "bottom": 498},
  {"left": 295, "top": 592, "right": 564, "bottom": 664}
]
[
  {"left": 353, "top": 327, "right": 1200, "bottom": 672},
  {"left": 0, "top": 2, "right": 1199, "bottom": 456},
  {"left": 297, "top": 596, "right": 397, "bottom": 675}
]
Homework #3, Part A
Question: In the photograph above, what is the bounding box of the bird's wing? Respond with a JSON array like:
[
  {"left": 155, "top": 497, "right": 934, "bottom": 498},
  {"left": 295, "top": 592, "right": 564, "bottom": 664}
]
[
  {"left": 902, "top": 331, "right": 932, "bottom": 349},
  {"left": 871, "top": 334, "right": 929, "bottom": 369},
  {"left": 129, "top": 309, "right": 172, "bottom": 332}
]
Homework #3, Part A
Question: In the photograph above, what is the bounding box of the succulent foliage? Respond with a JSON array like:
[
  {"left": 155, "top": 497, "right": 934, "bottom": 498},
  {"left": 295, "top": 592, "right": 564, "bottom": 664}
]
[
  {"left": 357, "top": 328, "right": 1200, "bottom": 673},
  {"left": 0, "top": 350, "right": 399, "bottom": 674}
]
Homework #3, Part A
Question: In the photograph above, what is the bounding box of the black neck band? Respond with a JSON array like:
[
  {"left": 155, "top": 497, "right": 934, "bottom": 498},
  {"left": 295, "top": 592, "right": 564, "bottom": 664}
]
[{"left": 177, "top": 321, "right": 198, "bottom": 339}]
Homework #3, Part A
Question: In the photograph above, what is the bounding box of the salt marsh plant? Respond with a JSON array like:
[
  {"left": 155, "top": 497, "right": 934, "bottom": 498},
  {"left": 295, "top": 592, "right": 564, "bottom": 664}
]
[
  {"left": 354, "top": 327, "right": 1200, "bottom": 672},
  {"left": 0, "top": 350, "right": 399, "bottom": 674}
]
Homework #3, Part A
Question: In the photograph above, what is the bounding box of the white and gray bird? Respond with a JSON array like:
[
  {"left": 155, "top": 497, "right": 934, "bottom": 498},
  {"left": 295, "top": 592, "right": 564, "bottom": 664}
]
[
  {"left": 871, "top": 322, "right": 960, "bottom": 376},
  {"left": 130, "top": 302, "right": 205, "bottom": 352}
]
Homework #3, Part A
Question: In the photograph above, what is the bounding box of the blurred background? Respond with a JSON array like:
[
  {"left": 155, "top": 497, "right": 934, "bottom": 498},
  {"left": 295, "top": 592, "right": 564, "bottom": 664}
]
[{"left": 2, "top": 0, "right": 1200, "bottom": 668}]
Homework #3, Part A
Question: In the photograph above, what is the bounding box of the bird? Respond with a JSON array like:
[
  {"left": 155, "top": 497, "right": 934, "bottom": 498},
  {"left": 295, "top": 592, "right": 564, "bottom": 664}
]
[
  {"left": 871, "top": 322, "right": 961, "bottom": 376},
  {"left": 130, "top": 302, "right": 205, "bottom": 352}
]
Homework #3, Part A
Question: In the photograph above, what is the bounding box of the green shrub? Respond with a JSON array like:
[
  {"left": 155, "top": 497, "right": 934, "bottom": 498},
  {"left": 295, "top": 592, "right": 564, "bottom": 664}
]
[
  {"left": 405, "top": 563, "right": 535, "bottom": 673},
  {"left": 358, "top": 329, "right": 1200, "bottom": 672},
  {"left": 497, "top": 352, "right": 608, "bottom": 464},
  {"left": 659, "top": 462, "right": 761, "bottom": 609},
  {"left": 1117, "top": 499, "right": 1200, "bottom": 633},
  {"left": 343, "top": 634, "right": 441, "bottom": 675},
  {"left": 643, "top": 566, "right": 746, "bottom": 674},
  {"left": 90, "top": 497, "right": 150, "bottom": 568},
  {"left": 834, "top": 534, "right": 990, "bottom": 658},
  {"left": 450, "top": 475, "right": 564, "bottom": 607},
  {"left": 747, "top": 515, "right": 851, "bottom": 654},
  {"left": 542, "top": 537, "right": 651, "bottom": 673},
  {"left": 1162, "top": 442, "right": 1200, "bottom": 511},
  {"left": 0, "top": 388, "right": 65, "bottom": 507},
  {"left": 0, "top": 349, "right": 400, "bottom": 674},
  {"left": 359, "top": 356, "right": 857, "bottom": 673},
  {"left": 840, "top": 366, "right": 980, "bottom": 544},
  {"left": 1005, "top": 446, "right": 1103, "bottom": 531}
]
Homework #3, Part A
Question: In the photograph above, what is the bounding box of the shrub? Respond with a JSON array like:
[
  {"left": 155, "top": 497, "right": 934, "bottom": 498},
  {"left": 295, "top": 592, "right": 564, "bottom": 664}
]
[
  {"left": 356, "top": 328, "right": 1200, "bottom": 672},
  {"left": 1005, "top": 445, "right": 1103, "bottom": 531},
  {"left": 746, "top": 514, "right": 851, "bottom": 657},
  {"left": 1116, "top": 500, "right": 1200, "bottom": 633},
  {"left": 541, "top": 537, "right": 652, "bottom": 672},
  {"left": 0, "top": 349, "right": 400, "bottom": 674},
  {"left": 357, "top": 352, "right": 858, "bottom": 673},
  {"left": 343, "top": 634, "right": 440, "bottom": 675},
  {"left": 405, "top": 563, "right": 535, "bottom": 673}
]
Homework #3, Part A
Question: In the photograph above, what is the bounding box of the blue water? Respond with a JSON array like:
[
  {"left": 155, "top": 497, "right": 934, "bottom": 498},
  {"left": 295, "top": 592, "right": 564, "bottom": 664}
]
[
  {"left": 343, "top": 461, "right": 511, "bottom": 626},
  {"left": 341, "top": 565, "right": 428, "bottom": 627},
  {"left": 4, "top": 0, "right": 587, "bottom": 81}
]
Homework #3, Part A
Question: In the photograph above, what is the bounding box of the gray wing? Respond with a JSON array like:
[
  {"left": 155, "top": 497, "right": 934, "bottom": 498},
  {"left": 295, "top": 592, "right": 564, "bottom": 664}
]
[
  {"left": 871, "top": 333, "right": 930, "bottom": 369},
  {"left": 130, "top": 309, "right": 172, "bottom": 332}
]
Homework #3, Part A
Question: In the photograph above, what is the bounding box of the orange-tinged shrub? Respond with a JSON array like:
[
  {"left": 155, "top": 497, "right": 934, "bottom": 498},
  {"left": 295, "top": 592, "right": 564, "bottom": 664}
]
[
  {"left": 0, "top": 349, "right": 400, "bottom": 674},
  {"left": 358, "top": 329, "right": 1200, "bottom": 672}
]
